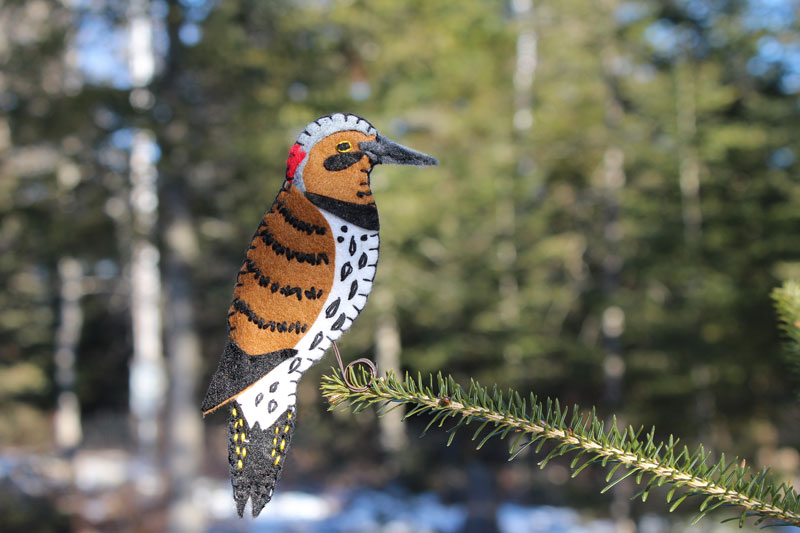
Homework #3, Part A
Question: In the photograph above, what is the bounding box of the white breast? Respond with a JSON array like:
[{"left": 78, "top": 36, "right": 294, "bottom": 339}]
[
  {"left": 238, "top": 209, "right": 379, "bottom": 431},
  {"left": 293, "top": 208, "right": 380, "bottom": 364}
]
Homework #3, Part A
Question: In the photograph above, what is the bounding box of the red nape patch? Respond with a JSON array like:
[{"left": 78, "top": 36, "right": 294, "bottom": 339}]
[{"left": 285, "top": 144, "right": 306, "bottom": 180}]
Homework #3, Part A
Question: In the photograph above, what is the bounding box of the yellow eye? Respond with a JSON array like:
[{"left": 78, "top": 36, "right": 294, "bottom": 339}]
[{"left": 336, "top": 141, "right": 352, "bottom": 153}]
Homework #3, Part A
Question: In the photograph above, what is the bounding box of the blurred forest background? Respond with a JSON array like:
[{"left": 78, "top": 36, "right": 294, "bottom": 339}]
[{"left": 2, "top": 0, "right": 800, "bottom": 531}]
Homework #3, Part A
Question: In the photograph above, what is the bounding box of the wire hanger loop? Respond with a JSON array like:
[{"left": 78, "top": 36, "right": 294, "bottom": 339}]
[{"left": 332, "top": 341, "right": 377, "bottom": 392}]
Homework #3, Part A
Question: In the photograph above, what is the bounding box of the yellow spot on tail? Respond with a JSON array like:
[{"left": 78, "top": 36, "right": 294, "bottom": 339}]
[
  {"left": 284, "top": 425, "right": 289, "bottom": 433},
  {"left": 280, "top": 439, "right": 285, "bottom": 451},
  {"left": 237, "top": 460, "right": 243, "bottom": 469},
  {"left": 274, "top": 455, "right": 281, "bottom": 466},
  {"left": 287, "top": 413, "right": 293, "bottom": 420},
  {"left": 235, "top": 446, "right": 240, "bottom": 455},
  {"left": 232, "top": 408, "right": 237, "bottom": 417},
  {"left": 273, "top": 437, "right": 277, "bottom": 446},
  {"left": 275, "top": 427, "right": 279, "bottom": 434},
  {"left": 271, "top": 449, "right": 275, "bottom": 458},
  {"left": 233, "top": 433, "right": 239, "bottom": 442},
  {"left": 242, "top": 447, "right": 247, "bottom": 458}
]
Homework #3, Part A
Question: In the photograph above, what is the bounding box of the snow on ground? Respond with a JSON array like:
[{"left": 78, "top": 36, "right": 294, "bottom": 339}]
[
  {"left": 5, "top": 452, "right": 797, "bottom": 532},
  {"left": 205, "top": 482, "right": 637, "bottom": 533}
]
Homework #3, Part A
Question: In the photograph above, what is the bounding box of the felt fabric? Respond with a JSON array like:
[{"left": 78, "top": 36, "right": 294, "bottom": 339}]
[
  {"left": 285, "top": 144, "right": 306, "bottom": 181},
  {"left": 305, "top": 192, "right": 380, "bottom": 231},
  {"left": 359, "top": 135, "right": 439, "bottom": 167},
  {"left": 300, "top": 130, "right": 378, "bottom": 206},
  {"left": 203, "top": 113, "right": 437, "bottom": 518},
  {"left": 227, "top": 185, "right": 335, "bottom": 357},
  {"left": 229, "top": 401, "right": 296, "bottom": 517},
  {"left": 291, "top": 114, "right": 377, "bottom": 193},
  {"left": 202, "top": 341, "right": 296, "bottom": 414},
  {"left": 323, "top": 151, "right": 366, "bottom": 171}
]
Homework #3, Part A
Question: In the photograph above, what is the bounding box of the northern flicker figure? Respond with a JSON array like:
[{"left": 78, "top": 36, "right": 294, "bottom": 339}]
[{"left": 202, "top": 113, "right": 437, "bottom": 517}]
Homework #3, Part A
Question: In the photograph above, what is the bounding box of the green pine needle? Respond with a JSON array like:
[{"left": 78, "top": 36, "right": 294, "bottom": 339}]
[
  {"left": 320, "top": 282, "right": 800, "bottom": 527},
  {"left": 321, "top": 366, "right": 800, "bottom": 528}
]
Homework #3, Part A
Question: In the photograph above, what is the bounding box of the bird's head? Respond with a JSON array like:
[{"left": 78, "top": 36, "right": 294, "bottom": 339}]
[{"left": 285, "top": 113, "right": 437, "bottom": 205}]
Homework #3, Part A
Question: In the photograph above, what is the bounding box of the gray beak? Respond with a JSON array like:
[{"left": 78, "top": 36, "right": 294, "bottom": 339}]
[{"left": 359, "top": 135, "right": 438, "bottom": 167}]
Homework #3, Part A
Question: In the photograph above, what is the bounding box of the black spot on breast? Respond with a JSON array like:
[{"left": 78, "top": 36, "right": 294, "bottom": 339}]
[
  {"left": 268, "top": 399, "right": 278, "bottom": 414},
  {"left": 349, "top": 236, "right": 356, "bottom": 256},
  {"left": 349, "top": 280, "right": 358, "bottom": 300},
  {"left": 341, "top": 262, "right": 353, "bottom": 281},
  {"left": 269, "top": 382, "right": 279, "bottom": 393},
  {"left": 331, "top": 313, "right": 346, "bottom": 331},
  {"left": 326, "top": 297, "right": 341, "bottom": 318},
  {"left": 255, "top": 392, "right": 264, "bottom": 406},
  {"left": 289, "top": 357, "right": 302, "bottom": 373},
  {"left": 358, "top": 252, "right": 368, "bottom": 269},
  {"left": 310, "top": 332, "right": 324, "bottom": 350}
]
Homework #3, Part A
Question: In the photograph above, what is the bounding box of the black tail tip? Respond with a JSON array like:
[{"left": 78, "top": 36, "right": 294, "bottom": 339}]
[
  {"left": 228, "top": 404, "right": 294, "bottom": 518},
  {"left": 234, "top": 487, "right": 273, "bottom": 518},
  {"left": 236, "top": 496, "right": 246, "bottom": 518},
  {"left": 250, "top": 491, "right": 271, "bottom": 517}
]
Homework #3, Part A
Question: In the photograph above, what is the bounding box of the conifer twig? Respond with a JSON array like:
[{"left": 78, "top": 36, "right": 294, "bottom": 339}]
[{"left": 321, "top": 368, "right": 800, "bottom": 528}]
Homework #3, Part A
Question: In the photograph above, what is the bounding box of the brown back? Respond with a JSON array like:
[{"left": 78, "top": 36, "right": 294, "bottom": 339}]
[{"left": 228, "top": 185, "right": 335, "bottom": 355}]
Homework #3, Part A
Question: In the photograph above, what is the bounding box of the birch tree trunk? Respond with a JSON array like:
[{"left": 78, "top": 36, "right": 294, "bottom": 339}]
[
  {"left": 159, "top": 4, "right": 205, "bottom": 529},
  {"left": 163, "top": 190, "right": 205, "bottom": 532},
  {"left": 127, "top": 0, "right": 167, "bottom": 502},
  {"left": 675, "top": 62, "right": 703, "bottom": 246},
  {"left": 373, "top": 289, "right": 407, "bottom": 456},
  {"left": 498, "top": 0, "right": 537, "bottom": 339},
  {"left": 598, "top": 9, "right": 632, "bottom": 528},
  {"left": 675, "top": 60, "right": 715, "bottom": 450},
  {"left": 54, "top": 257, "right": 84, "bottom": 455}
]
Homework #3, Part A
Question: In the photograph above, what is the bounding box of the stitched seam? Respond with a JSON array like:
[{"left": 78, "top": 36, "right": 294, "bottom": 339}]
[
  {"left": 231, "top": 298, "right": 309, "bottom": 334},
  {"left": 258, "top": 227, "right": 330, "bottom": 266},
  {"left": 274, "top": 200, "right": 327, "bottom": 236}
]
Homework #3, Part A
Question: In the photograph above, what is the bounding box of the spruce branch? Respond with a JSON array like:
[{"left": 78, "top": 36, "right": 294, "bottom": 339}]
[{"left": 321, "top": 368, "right": 800, "bottom": 528}]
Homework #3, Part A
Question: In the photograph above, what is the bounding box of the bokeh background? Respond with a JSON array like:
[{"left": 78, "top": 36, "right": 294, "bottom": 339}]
[{"left": 2, "top": 0, "right": 800, "bottom": 531}]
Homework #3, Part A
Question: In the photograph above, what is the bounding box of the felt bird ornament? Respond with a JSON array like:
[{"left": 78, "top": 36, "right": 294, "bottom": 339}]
[{"left": 202, "top": 113, "right": 437, "bottom": 517}]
